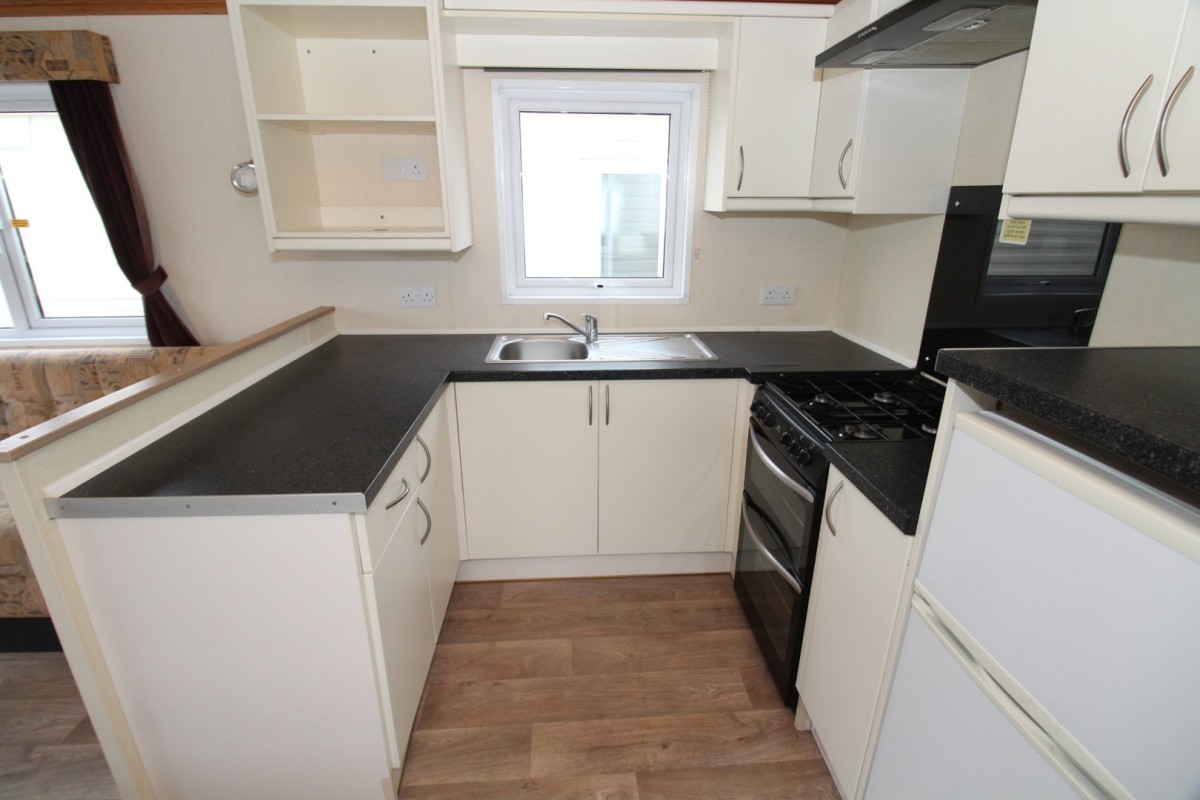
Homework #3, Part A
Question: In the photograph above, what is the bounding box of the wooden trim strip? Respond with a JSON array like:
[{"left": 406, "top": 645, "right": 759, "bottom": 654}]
[
  {"left": 0, "top": 0, "right": 227, "bottom": 15},
  {"left": 0, "top": 306, "right": 336, "bottom": 462}
]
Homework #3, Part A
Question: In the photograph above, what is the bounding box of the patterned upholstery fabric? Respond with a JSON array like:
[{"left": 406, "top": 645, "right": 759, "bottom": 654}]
[{"left": 0, "top": 346, "right": 222, "bottom": 617}]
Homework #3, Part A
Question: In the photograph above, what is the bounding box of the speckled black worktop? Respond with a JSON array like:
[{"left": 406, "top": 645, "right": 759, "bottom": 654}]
[
  {"left": 52, "top": 331, "right": 913, "bottom": 518},
  {"left": 937, "top": 347, "right": 1200, "bottom": 496},
  {"left": 826, "top": 441, "right": 935, "bottom": 535}
]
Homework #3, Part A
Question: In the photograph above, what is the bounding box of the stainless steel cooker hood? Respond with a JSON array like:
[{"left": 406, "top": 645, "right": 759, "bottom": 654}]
[{"left": 815, "top": 0, "right": 1038, "bottom": 69}]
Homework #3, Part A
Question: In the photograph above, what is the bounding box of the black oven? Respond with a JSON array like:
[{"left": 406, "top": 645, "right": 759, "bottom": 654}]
[
  {"left": 734, "top": 374, "right": 946, "bottom": 709},
  {"left": 733, "top": 391, "right": 827, "bottom": 710}
]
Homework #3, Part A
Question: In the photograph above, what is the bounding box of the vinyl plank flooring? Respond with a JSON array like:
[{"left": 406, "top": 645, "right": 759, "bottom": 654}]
[
  {"left": 417, "top": 668, "right": 752, "bottom": 730},
  {"left": 426, "top": 640, "right": 572, "bottom": 683},
  {"left": 0, "top": 744, "right": 119, "bottom": 800},
  {"left": 499, "top": 574, "right": 734, "bottom": 608},
  {"left": 740, "top": 661, "right": 791, "bottom": 711},
  {"left": 439, "top": 597, "right": 747, "bottom": 644},
  {"left": 529, "top": 709, "right": 817, "bottom": 778},
  {"left": 635, "top": 758, "right": 840, "bottom": 800},
  {"left": 571, "top": 628, "right": 763, "bottom": 675},
  {"left": 0, "top": 698, "right": 87, "bottom": 746},
  {"left": 401, "top": 725, "right": 532, "bottom": 786},
  {"left": 447, "top": 581, "right": 506, "bottom": 611},
  {"left": 399, "top": 772, "right": 640, "bottom": 799},
  {"left": 0, "top": 653, "right": 81, "bottom": 700}
]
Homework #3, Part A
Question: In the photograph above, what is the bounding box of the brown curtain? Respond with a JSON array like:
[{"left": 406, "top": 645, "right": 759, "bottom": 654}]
[{"left": 49, "top": 80, "right": 198, "bottom": 346}]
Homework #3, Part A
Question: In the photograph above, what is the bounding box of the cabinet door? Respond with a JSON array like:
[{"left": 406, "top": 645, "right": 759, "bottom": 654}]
[
  {"left": 416, "top": 392, "right": 460, "bottom": 637},
  {"left": 598, "top": 379, "right": 738, "bottom": 555},
  {"left": 728, "top": 17, "right": 826, "bottom": 199},
  {"left": 1005, "top": 1, "right": 1184, "bottom": 195},
  {"left": 1142, "top": 2, "right": 1200, "bottom": 193},
  {"left": 456, "top": 381, "right": 599, "bottom": 559},
  {"left": 798, "top": 467, "right": 912, "bottom": 799},
  {"left": 809, "top": 69, "right": 865, "bottom": 199},
  {"left": 367, "top": 504, "right": 437, "bottom": 769}
]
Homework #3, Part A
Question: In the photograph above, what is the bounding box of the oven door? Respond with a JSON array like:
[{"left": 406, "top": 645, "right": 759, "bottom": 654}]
[{"left": 734, "top": 423, "right": 823, "bottom": 709}]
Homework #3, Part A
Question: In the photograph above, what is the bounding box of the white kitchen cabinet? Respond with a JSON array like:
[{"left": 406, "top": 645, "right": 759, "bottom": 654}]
[
  {"left": 455, "top": 380, "right": 599, "bottom": 559},
  {"left": 227, "top": 0, "right": 472, "bottom": 251},
  {"left": 456, "top": 379, "right": 739, "bottom": 560},
  {"left": 1003, "top": 0, "right": 1200, "bottom": 224},
  {"left": 54, "top": 395, "right": 463, "bottom": 798},
  {"left": 796, "top": 465, "right": 913, "bottom": 800},
  {"left": 598, "top": 379, "right": 738, "bottom": 555},
  {"left": 807, "top": 0, "right": 969, "bottom": 214},
  {"left": 704, "top": 17, "right": 827, "bottom": 211},
  {"left": 414, "top": 390, "right": 461, "bottom": 634}
]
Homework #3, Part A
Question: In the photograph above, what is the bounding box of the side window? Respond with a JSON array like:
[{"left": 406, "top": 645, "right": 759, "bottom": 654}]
[
  {"left": 0, "top": 82, "right": 144, "bottom": 342},
  {"left": 493, "top": 78, "right": 701, "bottom": 303}
]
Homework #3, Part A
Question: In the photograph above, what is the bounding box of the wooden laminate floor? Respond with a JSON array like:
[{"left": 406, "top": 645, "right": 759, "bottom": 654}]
[
  {"left": 0, "top": 574, "right": 836, "bottom": 800},
  {"left": 399, "top": 574, "right": 837, "bottom": 799}
]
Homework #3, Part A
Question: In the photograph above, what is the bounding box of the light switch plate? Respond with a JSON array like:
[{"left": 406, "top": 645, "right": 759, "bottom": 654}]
[
  {"left": 761, "top": 284, "right": 796, "bottom": 305},
  {"left": 401, "top": 288, "right": 436, "bottom": 307}
]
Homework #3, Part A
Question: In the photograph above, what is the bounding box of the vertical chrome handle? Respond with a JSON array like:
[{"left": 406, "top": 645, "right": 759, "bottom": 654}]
[
  {"left": 605, "top": 385, "right": 610, "bottom": 425},
  {"left": 416, "top": 434, "right": 431, "bottom": 483},
  {"left": 837, "top": 138, "right": 853, "bottom": 190},
  {"left": 588, "top": 385, "right": 593, "bottom": 426},
  {"left": 1156, "top": 65, "right": 1194, "bottom": 178},
  {"left": 384, "top": 478, "right": 410, "bottom": 510},
  {"left": 736, "top": 145, "right": 745, "bottom": 192},
  {"left": 1119, "top": 74, "right": 1154, "bottom": 178},
  {"left": 417, "top": 498, "right": 432, "bottom": 545},
  {"left": 824, "top": 480, "right": 844, "bottom": 536}
]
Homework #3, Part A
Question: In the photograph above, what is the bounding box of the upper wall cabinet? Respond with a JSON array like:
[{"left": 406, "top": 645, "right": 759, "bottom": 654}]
[
  {"left": 1003, "top": 0, "right": 1200, "bottom": 225},
  {"left": 227, "top": 0, "right": 473, "bottom": 252},
  {"left": 704, "top": 16, "right": 827, "bottom": 212}
]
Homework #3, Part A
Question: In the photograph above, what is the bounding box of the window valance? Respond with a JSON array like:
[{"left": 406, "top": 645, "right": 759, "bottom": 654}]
[{"left": 0, "top": 30, "right": 118, "bottom": 83}]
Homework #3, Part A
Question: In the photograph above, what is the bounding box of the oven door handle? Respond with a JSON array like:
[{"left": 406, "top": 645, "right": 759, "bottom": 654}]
[
  {"left": 741, "top": 502, "right": 805, "bottom": 595},
  {"left": 749, "top": 427, "right": 816, "bottom": 504}
]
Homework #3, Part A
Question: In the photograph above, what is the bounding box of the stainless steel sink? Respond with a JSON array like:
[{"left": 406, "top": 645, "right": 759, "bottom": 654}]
[{"left": 485, "top": 333, "right": 717, "bottom": 363}]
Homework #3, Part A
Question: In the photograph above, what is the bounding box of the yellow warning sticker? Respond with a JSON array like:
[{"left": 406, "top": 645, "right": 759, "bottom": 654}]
[
  {"left": 10, "top": 219, "right": 28, "bottom": 228},
  {"left": 999, "top": 218, "right": 1031, "bottom": 245}
]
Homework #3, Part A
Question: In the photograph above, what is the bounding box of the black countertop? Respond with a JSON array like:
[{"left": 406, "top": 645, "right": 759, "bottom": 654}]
[
  {"left": 937, "top": 347, "right": 1200, "bottom": 496},
  {"left": 826, "top": 441, "right": 935, "bottom": 536},
  {"left": 54, "top": 331, "right": 919, "bottom": 519}
]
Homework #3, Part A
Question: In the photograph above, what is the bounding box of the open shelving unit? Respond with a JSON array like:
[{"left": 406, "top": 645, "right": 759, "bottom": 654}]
[{"left": 228, "top": 0, "right": 472, "bottom": 252}]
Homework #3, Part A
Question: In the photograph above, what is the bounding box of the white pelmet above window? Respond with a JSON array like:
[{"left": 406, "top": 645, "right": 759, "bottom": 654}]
[{"left": 492, "top": 77, "right": 701, "bottom": 303}]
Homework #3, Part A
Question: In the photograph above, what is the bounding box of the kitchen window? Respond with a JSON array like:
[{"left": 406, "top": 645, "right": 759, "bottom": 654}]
[
  {"left": 492, "top": 77, "right": 701, "bottom": 303},
  {"left": 0, "top": 82, "right": 144, "bottom": 344}
]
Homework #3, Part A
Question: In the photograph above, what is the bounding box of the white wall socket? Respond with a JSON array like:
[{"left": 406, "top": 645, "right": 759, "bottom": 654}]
[
  {"left": 383, "top": 157, "right": 428, "bottom": 182},
  {"left": 761, "top": 284, "right": 796, "bottom": 305},
  {"left": 400, "top": 288, "right": 436, "bottom": 307}
]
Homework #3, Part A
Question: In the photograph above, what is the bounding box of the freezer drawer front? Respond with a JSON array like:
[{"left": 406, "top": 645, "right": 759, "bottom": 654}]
[
  {"left": 865, "top": 607, "right": 1083, "bottom": 800},
  {"left": 920, "top": 412, "right": 1200, "bottom": 800}
]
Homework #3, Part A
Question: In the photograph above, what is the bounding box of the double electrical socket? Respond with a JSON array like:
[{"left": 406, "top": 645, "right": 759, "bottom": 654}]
[
  {"left": 383, "top": 157, "right": 428, "bottom": 182},
  {"left": 761, "top": 284, "right": 796, "bottom": 305},
  {"left": 400, "top": 288, "right": 436, "bottom": 307}
]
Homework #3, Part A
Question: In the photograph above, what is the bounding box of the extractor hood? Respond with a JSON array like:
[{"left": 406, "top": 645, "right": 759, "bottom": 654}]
[{"left": 815, "top": 0, "right": 1038, "bottom": 69}]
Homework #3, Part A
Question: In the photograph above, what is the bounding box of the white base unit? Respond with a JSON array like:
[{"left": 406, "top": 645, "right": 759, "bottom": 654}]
[{"left": 796, "top": 465, "right": 913, "bottom": 800}]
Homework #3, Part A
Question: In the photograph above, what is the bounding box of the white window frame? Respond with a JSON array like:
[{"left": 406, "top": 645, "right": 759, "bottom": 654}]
[
  {"left": 492, "top": 77, "right": 701, "bottom": 304},
  {"left": 0, "top": 82, "right": 147, "bottom": 345}
]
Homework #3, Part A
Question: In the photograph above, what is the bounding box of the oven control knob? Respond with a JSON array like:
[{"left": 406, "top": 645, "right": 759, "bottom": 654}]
[
  {"left": 791, "top": 445, "right": 812, "bottom": 465},
  {"left": 762, "top": 411, "right": 776, "bottom": 427},
  {"left": 780, "top": 432, "right": 794, "bottom": 448}
]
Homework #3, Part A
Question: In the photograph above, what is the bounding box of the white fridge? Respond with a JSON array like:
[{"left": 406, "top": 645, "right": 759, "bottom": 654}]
[{"left": 864, "top": 412, "right": 1200, "bottom": 800}]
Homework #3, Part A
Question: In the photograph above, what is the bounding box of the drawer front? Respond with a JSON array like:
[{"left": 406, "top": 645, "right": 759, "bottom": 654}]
[{"left": 358, "top": 443, "right": 422, "bottom": 573}]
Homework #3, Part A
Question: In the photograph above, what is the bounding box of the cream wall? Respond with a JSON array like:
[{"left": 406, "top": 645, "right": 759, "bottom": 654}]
[
  {"left": 1092, "top": 225, "right": 1200, "bottom": 347},
  {"left": 0, "top": 15, "right": 844, "bottom": 344}
]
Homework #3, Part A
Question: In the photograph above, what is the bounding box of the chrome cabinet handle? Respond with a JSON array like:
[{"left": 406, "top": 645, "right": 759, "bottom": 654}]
[
  {"left": 416, "top": 435, "right": 431, "bottom": 483},
  {"left": 737, "top": 145, "right": 745, "bottom": 192},
  {"left": 417, "top": 498, "right": 432, "bottom": 545},
  {"left": 1119, "top": 74, "right": 1154, "bottom": 178},
  {"left": 588, "top": 385, "right": 593, "bottom": 426},
  {"left": 837, "top": 138, "right": 853, "bottom": 190},
  {"left": 384, "top": 478, "right": 410, "bottom": 510},
  {"left": 741, "top": 503, "right": 804, "bottom": 594},
  {"left": 605, "top": 384, "right": 610, "bottom": 426},
  {"left": 824, "top": 480, "right": 844, "bottom": 536},
  {"left": 749, "top": 429, "right": 815, "bottom": 503},
  {"left": 1156, "top": 65, "right": 1194, "bottom": 178}
]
